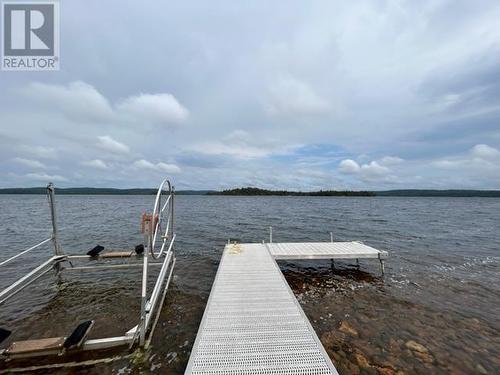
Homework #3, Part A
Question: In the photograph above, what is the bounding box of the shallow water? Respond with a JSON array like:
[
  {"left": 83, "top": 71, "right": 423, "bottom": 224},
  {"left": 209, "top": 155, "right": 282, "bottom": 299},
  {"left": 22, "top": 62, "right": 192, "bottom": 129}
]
[{"left": 0, "top": 195, "right": 499, "bottom": 374}]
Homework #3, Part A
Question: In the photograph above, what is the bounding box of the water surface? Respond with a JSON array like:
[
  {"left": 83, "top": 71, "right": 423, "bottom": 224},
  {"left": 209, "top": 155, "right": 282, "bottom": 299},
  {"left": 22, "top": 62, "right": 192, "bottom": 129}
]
[{"left": 0, "top": 195, "right": 499, "bottom": 374}]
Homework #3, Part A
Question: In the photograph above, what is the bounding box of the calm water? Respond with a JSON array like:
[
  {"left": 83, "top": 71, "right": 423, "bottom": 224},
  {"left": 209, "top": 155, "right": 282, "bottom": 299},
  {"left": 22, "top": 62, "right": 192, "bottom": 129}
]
[{"left": 0, "top": 195, "right": 499, "bottom": 374}]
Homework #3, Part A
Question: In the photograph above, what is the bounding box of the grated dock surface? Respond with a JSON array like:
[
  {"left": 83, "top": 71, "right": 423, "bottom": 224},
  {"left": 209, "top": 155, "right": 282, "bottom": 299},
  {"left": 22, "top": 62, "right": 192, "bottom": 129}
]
[
  {"left": 185, "top": 243, "right": 339, "bottom": 375},
  {"left": 268, "top": 241, "right": 388, "bottom": 260}
]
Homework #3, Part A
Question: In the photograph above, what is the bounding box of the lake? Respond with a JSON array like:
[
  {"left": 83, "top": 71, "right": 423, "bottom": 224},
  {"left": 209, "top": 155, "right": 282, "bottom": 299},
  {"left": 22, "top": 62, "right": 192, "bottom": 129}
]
[{"left": 0, "top": 195, "right": 499, "bottom": 374}]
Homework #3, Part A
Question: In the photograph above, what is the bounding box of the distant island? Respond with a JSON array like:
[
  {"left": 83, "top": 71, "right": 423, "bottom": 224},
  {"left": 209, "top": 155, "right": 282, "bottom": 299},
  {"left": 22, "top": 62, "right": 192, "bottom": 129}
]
[
  {"left": 207, "top": 187, "right": 375, "bottom": 196},
  {"left": 0, "top": 187, "right": 499, "bottom": 197}
]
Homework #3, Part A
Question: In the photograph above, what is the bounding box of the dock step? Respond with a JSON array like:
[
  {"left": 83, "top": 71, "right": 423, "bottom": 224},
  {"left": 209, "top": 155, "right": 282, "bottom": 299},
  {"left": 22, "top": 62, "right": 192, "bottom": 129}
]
[
  {"left": 100, "top": 251, "right": 135, "bottom": 258},
  {"left": 6, "top": 337, "right": 65, "bottom": 356}
]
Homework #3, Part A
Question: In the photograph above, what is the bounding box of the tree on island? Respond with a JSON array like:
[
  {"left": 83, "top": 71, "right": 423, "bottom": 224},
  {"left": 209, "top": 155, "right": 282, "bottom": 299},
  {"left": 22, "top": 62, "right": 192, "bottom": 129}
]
[{"left": 207, "top": 187, "right": 375, "bottom": 196}]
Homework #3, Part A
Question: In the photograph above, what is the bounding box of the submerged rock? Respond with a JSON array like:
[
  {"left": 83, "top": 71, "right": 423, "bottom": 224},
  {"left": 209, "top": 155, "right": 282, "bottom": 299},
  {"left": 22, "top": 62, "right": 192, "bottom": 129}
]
[
  {"left": 413, "top": 350, "right": 434, "bottom": 364},
  {"left": 354, "top": 351, "right": 370, "bottom": 368},
  {"left": 339, "top": 320, "right": 359, "bottom": 337},
  {"left": 404, "top": 340, "right": 428, "bottom": 353},
  {"left": 476, "top": 364, "right": 488, "bottom": 374},
  {"left": 321, "top": 330, "right": 347, "bottom": 352}
]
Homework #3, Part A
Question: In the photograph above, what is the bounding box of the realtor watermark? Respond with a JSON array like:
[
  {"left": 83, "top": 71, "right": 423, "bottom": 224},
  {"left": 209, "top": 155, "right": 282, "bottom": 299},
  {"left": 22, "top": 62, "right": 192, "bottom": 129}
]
[{"left": 2, "top": 1, "right": 59, "bottom": 71}]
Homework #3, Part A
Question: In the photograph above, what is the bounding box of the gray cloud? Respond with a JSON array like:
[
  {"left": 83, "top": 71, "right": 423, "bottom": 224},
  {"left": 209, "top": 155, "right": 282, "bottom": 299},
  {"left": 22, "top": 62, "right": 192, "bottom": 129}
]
[
  {"left": 12, "top": 157, "right": 47, "bottom": 169},
  {"left": 96, "top": 135, "right": 130, "bottom": 154},
  {"left": 81, "top": 159, "right": 108, "bottom": 170},
  {"left": 1, "top": 0, "right": 499, "bottom": 189}
]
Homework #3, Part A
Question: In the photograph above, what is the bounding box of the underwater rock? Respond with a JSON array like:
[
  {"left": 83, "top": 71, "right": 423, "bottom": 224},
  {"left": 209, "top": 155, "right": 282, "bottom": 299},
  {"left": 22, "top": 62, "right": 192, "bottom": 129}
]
[
  {"left": 339, "top": 320, "right": 359, "bottom": 337},
  {"left": 476, "top": 364, "right": 487, "bottom": 374},
  {"left": 404, "top": 340, "right": 428, "bottom": 353},
  {"left": 344, "top": 362, "right": 361, "bottom": 375},
  {"left": 321, "top": 330, "right": 347, "bottom": 352},
  {"left": 413, "top": 350, "right": 434, "bottom": 364},
  {"left": 354, "top": 351, "right": 371, "bottom": 368}
]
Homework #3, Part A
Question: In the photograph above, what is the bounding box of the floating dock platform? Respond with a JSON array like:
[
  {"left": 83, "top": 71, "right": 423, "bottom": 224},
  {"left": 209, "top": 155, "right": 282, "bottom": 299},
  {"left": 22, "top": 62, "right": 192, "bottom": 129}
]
[{"left": 186, "top": 241, "right": 388, "bottom": 375}]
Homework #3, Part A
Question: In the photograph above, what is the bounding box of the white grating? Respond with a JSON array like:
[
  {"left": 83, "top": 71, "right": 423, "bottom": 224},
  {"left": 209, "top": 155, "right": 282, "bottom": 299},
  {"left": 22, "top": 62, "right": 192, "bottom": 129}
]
[
  {"left": 268, "top": 241, "right": 388, "bottom": 260},
  {"left": 185, "top": 243, "right": 339, "bottom": 375}
]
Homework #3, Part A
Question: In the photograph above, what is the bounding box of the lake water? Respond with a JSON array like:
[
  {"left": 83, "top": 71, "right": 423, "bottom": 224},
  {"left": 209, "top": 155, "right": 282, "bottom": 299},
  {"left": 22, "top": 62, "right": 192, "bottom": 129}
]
[{"left": 0, "top": 195, "right": 499, "bottom": 374}]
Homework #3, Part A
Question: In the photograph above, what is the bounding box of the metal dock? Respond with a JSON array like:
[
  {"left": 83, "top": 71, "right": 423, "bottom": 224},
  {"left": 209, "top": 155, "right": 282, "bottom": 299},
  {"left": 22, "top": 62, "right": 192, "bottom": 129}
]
[
  {"left": 186, "top": 241, "right": 388, "bottom": 375},
  {"left": 268, "top": 241, "right": 388, "bottom": 260}
]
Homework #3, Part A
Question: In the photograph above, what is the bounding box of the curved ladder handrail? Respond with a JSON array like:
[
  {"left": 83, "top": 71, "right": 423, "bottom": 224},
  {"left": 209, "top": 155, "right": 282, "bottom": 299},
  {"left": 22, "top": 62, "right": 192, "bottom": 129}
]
[
  {"left": 149, "top": 178, "right": 174, "bottom": 260},
  {"left": 136, "top": 177, "right": 177, "bottom": 347}
]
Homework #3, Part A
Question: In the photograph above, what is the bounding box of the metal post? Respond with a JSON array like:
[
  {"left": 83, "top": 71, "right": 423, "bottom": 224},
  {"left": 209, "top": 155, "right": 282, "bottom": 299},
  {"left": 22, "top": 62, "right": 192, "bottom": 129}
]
[
  {"left": 139, "top": 213, "right": 153, "bottom": 347},
  {"left": 139, "top": 238, "right": 151, "bottom": 346},
  {"left": 356, "top": 258, "right": 360, "bottom": 268},
  {"left": 269, "top": 226, "right": 273, "bottom": 243},
  {"left": 47, "top": 183, "right": 62, "bottom": 256},
  {"left": 378, "top": 253, "right": 385, "bottom": 276},
  {"left": 171, "top": 186, "right": 175, "bottom": 240},
  {"left": 330, "top": 232, "right": 333, "bottom": 242}
]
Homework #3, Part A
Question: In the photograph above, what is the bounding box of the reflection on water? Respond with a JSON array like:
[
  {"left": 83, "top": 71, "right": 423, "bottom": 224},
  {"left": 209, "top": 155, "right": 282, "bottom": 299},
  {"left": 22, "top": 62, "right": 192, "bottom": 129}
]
[{"left": 0, "top": 195, "right": 499, "bottom": 374}]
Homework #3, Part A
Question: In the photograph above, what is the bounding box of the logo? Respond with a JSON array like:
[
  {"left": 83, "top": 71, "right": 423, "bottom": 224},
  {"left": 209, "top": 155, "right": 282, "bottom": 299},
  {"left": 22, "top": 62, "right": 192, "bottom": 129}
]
[{"left": 2, "top": 1, "right": 59, "bottom": 71}]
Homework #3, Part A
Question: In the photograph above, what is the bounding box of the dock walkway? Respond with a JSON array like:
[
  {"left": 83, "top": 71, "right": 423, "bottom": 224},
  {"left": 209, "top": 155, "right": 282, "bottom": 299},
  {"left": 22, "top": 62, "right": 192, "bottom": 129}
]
[{"left": 186, "top": 241, "right": 387, "bottom": 375}]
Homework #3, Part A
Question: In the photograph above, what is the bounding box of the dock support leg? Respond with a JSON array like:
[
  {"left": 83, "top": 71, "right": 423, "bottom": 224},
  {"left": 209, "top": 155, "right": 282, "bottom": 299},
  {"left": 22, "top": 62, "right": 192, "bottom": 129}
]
[
  {"left": 330, "top": 259, "right": 335, "bottom": 270},
  {"left": 379, "top": 259, "right": 385, "bottom": 276},
  {"left": 139, "top": 252, "right": 148, "bottom": 347},
  {"left": 47, "top": 183, "right": 64, "bottom": 273},
  {"left": 356, "top": 258, "right": 360, "bottom": 269}
]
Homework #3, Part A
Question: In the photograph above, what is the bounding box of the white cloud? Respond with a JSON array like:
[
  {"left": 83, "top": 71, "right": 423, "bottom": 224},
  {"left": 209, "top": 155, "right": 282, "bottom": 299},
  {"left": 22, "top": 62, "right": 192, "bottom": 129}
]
[
  {"left": 12, "top": 157, "right": 46, "bottom": 169},
  {"left": 132, "top": 159, "right": 156, "bottom": 169},
  {"left": 157, "top": 162, "right": 181, "bottom": 173},
  {"left": 25, "top": 172, "right": 67, "bottom": 182},
  {"left": 432, "top": 159, "right": 459, "bottom": 169},
  {"left": 21, "top": 81, "right": 188, "bottom": 128},
  {"left": 132, "top": 159, "right": 180, "bottom": 173},
  {"left": 339, "top": 159, "right": 391, "bottom": 180},
  {"left": 471, "top": 144, "right": 500, "bottom": 159},
  {"left": 266, "top": 76, "right": 330, "bottom": 115},
  {"left": 189, "top": 130, "right": 299, "bottom": 159},
  {"left": 117, "top": 93, "right": 188, "bottom": 126},
  {"left": 360, "top": 161, "right": 390, "bottom": 177},
  {"left": 23, "top": 81, "right": 114, "bottom": 123},
  {"left": 21, "top": 146, "right": 58, "bottom": 160},
  {"left": 339, "top": 159, "right": 360, "bottom": 174},
  {"left": 96, "top": 135, "right": 130, "bottom": 154},
  {"left": 378, "top": 156, "right": 404, "bottom": 166},
  {"left": 194, "top": 142, "right": 270, "bottom": 159},
  {"left": 433, "top": 144, "right": 499, "bottom": 170},
  {"left": 81, "top": 159, "right": 108, "bottom": 169}
]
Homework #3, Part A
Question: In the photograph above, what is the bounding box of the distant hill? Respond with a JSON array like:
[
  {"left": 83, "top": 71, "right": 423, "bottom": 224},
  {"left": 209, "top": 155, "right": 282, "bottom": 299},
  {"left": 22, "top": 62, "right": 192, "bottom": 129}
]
[
  {"left": 0, "top": 187, "right": 214, "bottom": 195},
  {"left": 0, "top": 187, "right": 498, "bottom": 197},
  {"left": 376, "top": 189, "right": 500, "bottom": 197}
]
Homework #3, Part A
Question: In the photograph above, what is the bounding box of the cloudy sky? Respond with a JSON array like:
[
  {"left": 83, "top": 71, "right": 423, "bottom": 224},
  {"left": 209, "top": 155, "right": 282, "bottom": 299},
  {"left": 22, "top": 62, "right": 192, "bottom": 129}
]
[{"left": 1, "top": 0, "right": 500, "bottom": 190}]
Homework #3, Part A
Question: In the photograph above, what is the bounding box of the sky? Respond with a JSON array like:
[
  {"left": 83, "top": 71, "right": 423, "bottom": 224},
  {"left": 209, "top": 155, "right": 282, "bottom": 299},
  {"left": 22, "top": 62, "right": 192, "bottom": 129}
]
[{"left": 1, "top": 0, "right": 500, "bottom": 190}]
